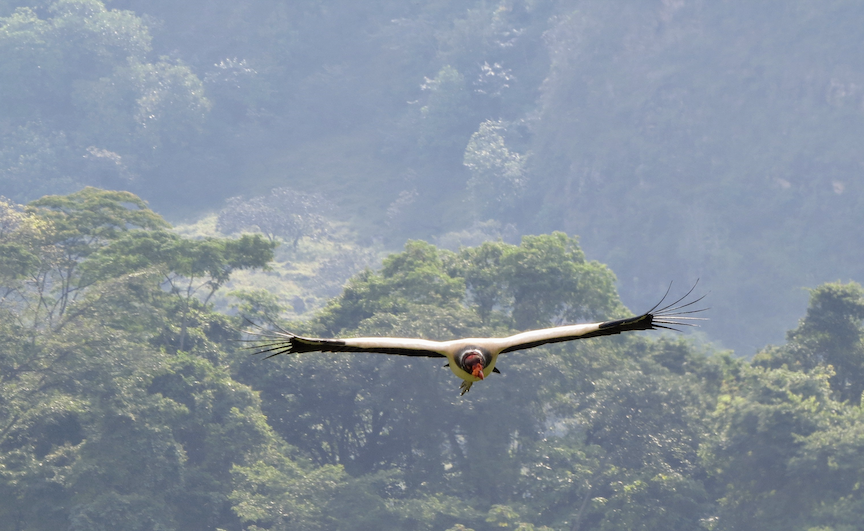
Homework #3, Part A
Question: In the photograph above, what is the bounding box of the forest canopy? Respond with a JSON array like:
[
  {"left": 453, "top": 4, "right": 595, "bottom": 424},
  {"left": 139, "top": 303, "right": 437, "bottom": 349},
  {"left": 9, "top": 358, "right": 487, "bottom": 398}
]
[{"left": 1, "top": 190, "right": 864, "bottom": 530}]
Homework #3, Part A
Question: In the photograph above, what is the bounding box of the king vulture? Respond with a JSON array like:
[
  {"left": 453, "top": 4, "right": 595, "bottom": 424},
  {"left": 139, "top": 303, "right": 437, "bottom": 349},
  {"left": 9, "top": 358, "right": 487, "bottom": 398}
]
[{"left": 245, "top": 284, "right": 706, "bottom": 395}]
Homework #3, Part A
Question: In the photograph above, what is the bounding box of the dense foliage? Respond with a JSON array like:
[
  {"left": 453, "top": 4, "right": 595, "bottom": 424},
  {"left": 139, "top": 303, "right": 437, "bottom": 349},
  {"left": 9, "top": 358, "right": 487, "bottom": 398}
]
[{"left": 2, "top": 190, "right": 864, "bottom": 530}]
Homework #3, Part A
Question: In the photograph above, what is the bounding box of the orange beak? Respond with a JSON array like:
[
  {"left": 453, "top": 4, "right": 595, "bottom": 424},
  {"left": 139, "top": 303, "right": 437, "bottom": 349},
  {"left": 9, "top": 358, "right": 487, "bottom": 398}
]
[{"left": 471, "top": 363, "right": 485, "bottom": 380}]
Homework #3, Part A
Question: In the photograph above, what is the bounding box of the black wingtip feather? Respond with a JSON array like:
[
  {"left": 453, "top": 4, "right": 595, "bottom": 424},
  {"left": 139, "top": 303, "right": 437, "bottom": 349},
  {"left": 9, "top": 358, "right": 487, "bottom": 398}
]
[
  {"left": 235, "top": 318, "right": 308, "bottom": 357},
  {"left": 645, "top": 280, "right": 709, "bottom": 333}
]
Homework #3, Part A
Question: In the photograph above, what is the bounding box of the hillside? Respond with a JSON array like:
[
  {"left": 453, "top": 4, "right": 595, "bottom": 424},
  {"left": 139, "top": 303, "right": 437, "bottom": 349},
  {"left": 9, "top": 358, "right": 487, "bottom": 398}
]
[{"left": 3, "top": 0, "right": 864, "bottom": 352}]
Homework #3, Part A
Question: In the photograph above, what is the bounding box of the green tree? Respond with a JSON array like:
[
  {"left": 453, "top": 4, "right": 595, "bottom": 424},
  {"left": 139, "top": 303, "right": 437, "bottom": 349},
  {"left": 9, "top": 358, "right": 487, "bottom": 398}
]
[
  {"left": 449, "top": 233, "right": 623, "bottom": 329},
  {"left": 463, "top": 120, "right": 528, "bottom": 221},
  {"left": 0, "top": 1, "right": 152, "bottom": 118},
  {"left": 701, "top": 365, "right": 844, "bottom": 531},
  {"left": 573, "top": 370, "right": 710, "bottom": 531},
  {"left": 500, "top": 233, "right": 623, "bottom": 330},
  {"left": 418, "top": 65, "right": 476, "bottom": 156},
  {"left": 0, "top": 190, "right": 298, "bottom": 531},
  {"left": 4, "top": 188, "right": 168, "bottom": 330},
  {"left": 73, "top": 57, "right": 212, "bottom": 156},
  {"left": 0, "top": 2, "right": 210, "bottom": 199},
  {"left": 316, "top": 240, "right": 465, "bottom": 336},
  {"left": 785, "top": 405, "right": 864, "bottom": 530},
  {"left": 217, "top": 187, "right": 329, "bottom": 248},
  {"left": 754, "top": 282, "right": 864, "bottom": 403},
  {"left": 230, "top": 454, "right": 346, "bottom": 531},
  {"left": 229, "top": 288, "right": 287, "bottom": 322},
  {"left": 0, "top": 197, "right": 42, "bottom": 284},
  {"left": 0, "top": 2, "right": 144, "bottom": 117},
  {"left": 451, "top": 240, "right": 510, "bottom": 324},
  {"left": 0, "top": 269, "right": 170, "bottom": 530},
  {"left": 87, "top": 225, "right": 275, "bottom": 352}
]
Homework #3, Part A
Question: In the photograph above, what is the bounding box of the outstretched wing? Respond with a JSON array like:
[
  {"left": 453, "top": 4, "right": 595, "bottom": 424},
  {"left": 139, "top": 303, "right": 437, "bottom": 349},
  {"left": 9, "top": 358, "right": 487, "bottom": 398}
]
[
  {"left": 241, "top": 322, "right": 447, "bottom": 359},
  {"left": 498, "top": 282, "right": 707, "bottom": 354}
]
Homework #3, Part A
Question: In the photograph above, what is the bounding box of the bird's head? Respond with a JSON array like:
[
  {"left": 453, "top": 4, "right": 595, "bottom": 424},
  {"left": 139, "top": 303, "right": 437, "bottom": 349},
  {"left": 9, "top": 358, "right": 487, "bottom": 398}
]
[{"left": 459, "top": 348, "right": 488, "bottom": 380}]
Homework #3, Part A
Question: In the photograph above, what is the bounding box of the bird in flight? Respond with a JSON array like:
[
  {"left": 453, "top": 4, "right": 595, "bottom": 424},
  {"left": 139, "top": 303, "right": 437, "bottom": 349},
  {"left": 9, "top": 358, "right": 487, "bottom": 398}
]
[{"left": 244, "top": 284, "right": 706, "bottom": 395}]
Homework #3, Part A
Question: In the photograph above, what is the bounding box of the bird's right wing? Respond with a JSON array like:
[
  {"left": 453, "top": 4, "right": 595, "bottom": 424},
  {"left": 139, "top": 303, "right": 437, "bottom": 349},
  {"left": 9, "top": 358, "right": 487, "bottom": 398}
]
[{"left": 241, "top": 323, "right": 447, "bottom": 359}]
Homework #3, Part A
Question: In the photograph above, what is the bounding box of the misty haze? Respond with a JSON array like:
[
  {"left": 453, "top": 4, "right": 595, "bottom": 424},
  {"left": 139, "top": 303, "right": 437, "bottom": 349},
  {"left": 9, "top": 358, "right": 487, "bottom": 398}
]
[{"left": 1, "top": 1, "right": 863, "bottom": 530}]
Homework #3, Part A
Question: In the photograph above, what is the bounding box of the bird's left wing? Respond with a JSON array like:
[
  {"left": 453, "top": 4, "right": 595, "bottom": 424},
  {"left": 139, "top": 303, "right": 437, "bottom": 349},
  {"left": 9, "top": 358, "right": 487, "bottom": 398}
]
[
  {"left": 497, "top": 284, "right": 707, "bottom": 354},
  {"left": 242, "top": 324, "right": 447, "bottom": 359}
]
